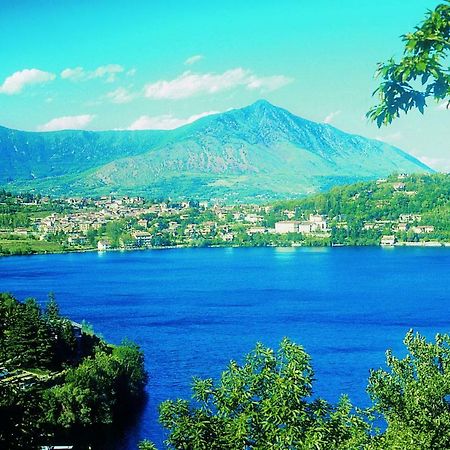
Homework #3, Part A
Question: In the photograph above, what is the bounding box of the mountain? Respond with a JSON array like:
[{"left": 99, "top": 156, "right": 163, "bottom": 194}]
[{"left": 0, "top": 100, "right": 433, "bottom": 201}]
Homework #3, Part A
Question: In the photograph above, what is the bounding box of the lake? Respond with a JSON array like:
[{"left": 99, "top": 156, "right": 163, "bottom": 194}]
[{"left": 1, "top": 246, "right": 449, "bottom": 448}]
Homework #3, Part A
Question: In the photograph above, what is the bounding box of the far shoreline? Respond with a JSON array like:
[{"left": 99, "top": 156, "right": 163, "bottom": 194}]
[{"left": 2, "top": 241, "right": 450, "bottom": 259}]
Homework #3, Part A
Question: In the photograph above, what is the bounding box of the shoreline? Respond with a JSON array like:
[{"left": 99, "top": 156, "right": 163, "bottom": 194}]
[{"left": 1, "top": 241, "right": 450, "bottom": 258}]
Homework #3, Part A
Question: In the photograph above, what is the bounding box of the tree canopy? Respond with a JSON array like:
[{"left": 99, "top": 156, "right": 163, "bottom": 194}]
[
  {"left": 367, "top": 2, "right": 450, "bottom": 126},
  {"left": 0, "top": 293, "right": 147, "bottom": 449},
  {"left": 153, "top": 331, "right": 450, "bottom": 450},
  {"left": 159, "top": 338, "right": 370, "bottom": 450}
]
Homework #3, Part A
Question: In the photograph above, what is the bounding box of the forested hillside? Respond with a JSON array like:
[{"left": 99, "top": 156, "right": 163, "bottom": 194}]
[
  {"left": 267, "top": 173, "right": 450, "bottom": 245},
  {"left": 0, "top": 293, "right": 147, "bottom": 449}
]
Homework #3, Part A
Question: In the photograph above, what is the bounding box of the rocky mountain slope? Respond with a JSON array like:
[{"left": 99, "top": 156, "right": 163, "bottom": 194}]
[{"left": 0, "top": 100, "right": 432, "bottom": 201}]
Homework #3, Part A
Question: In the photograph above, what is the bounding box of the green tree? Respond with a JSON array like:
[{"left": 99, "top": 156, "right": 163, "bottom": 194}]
[
  {"left": 138, "top": 440, "right": 158, "bottom": 450},
  {"left": 159, "top": 338, "right": 369, "bottom": 449},
  {"left": 45, "top": 341, "right": 147, "bottom": 429},
  {"left": 106, "top": 220, "right": 126, "bottom": 247},
  {"left": 367, "top": 2, "right": 450, "bottom": 126},
  {"left": 368, "top": 330, "right": 450, "bottom": 449}
]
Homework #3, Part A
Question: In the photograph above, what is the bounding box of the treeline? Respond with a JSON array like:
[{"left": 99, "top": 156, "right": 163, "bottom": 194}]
[
  {"left": 272, "top": 173, "right": 450, "bottom": 220},
  {"left": 141, "top": 331, "right": 450, "bottom": 450},
  {"left": 0, "top": 293, "right": 147, "bottom": 449},
  {"left": 267, "top": 173, "right": 450, "bottom": 245}
]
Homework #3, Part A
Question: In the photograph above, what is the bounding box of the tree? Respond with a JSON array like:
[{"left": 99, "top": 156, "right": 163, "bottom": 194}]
[
  {"left": 158, "top": 338, "right": 369, "bottom": 449},
  {"left": 368, "top": 330, "right": 450, "bottom": 449},
  {"left": 138, "top": 440, "right": 158, "bottom": 450},
  {"left": 367, "top": 2, "right": 450, "bottom": 126}
]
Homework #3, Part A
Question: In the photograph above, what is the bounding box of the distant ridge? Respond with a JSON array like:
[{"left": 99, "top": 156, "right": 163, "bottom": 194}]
[{"left": 0, "top": 100, "right": 432, "bottom": 201}]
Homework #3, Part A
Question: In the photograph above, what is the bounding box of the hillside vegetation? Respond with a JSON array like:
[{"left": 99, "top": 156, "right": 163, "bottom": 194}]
[
  {"left": 267, "top": 172, "right": 450, "bottom": 245},
  {"left": 0, "top": 293, "right": 147, "bottom": 449}
]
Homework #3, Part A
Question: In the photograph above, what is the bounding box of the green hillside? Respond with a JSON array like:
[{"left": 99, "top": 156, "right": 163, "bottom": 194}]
[{"left": 0, "top": 101, "right": 432, "bottom": 202}]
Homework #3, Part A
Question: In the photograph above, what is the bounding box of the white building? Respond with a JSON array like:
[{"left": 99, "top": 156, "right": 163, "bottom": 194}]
[
  {"left": 275, "top": 221, "right": 301, "bottom": 234},
  {"left": 381, "top": 235, "right": 396, "bottom": 246},
  {"left": 97, "top": 240, "right": 110, "bottom": 251},
  {"left": 133, "top": 231, "right": 153, "bottom": 247}
]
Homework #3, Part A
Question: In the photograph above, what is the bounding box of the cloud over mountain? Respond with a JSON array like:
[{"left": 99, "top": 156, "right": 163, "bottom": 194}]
[
  {"left": 144, "top": 68, "right": 292, "bottom": 99},
  {"left": 60, "top": 64, "right": 124, "bottom": 82},
  {"left": 37, "top": 114, "right": 95, "bottom": 131},
  {"left": 127, "top": 110, "right": 219, "bottom": 130},
  {"left": 0, "top": 69, "right": 55, "bottom": 95}
]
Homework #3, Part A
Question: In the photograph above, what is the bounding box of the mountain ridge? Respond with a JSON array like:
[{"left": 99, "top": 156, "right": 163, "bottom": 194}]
[{"left": 0, "top": 100, "right": 432, "bottom": 201}]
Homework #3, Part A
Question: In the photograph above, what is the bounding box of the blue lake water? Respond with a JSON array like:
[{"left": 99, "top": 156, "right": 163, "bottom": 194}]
[{"left": 1, "top": 246, "right": 450, "bottom": 448}]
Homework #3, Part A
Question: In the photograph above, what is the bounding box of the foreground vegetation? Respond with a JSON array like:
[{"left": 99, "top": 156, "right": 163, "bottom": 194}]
[
  {"left": 2, "top": 290, "right": 450, "bottom": 449},
  {"left": 0, "top": 293, "right": 147, "bottom": 449},
  {"left": 144, "top": 331, "right": 450, "bottom": 449},
  {"left": 368, "top": 1, "right": 450, "bottom": 126}
]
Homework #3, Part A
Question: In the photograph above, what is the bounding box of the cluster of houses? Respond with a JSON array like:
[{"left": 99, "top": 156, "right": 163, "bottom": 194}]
[
  {"left": 245, "top": 214, "right": 329, "bottom": 237},
  {"left": 3, "top": 176, "right": 444, "bottom": 250}
]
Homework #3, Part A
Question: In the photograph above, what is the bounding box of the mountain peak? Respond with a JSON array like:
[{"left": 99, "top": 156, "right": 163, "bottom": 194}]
[
  {"left": 245, "top": 99, "right": 280, "bottom": 113},
  {"left": 249, "top": 99, "right": 274, "bottom": 108},
  {"left": 0, "top": 101, "right": 432, "bottom": 201}
]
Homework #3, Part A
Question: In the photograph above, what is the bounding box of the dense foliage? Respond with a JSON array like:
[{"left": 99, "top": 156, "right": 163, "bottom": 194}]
[
  {"left": 152, "top": 331, "right": 450, "bottom": 450},
  {"left": 368, "top": 2, "right": 450, "bottom": 125},
  {"left": 159, "top": 339, "right": 370, "bottom": 449},
  {"left": 0, "top": 293, "right": 147, "bottom": 449},
  {"left": 368, "top": 331, "right": 450, "bottom": 449},
  {"left": 270, "top": 173, "right": 450, "bottom": 245}
]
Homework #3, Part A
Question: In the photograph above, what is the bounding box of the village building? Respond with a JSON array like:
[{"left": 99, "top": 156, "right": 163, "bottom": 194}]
[
  {"left": 137, "top": 219, "right": 149, "bottom": 228},
  {"left": 393, "top": 182, "right": 406, "bottom": 191},
  {"left": 381, "top": 235, "right": 396, "bottom": 246},
  {"left": 133, "top": 231, "right": 153, "bottom": 247},
  {"left": 275, "top": 221, "right": 301, "bottom": 234},
  {"left": 247, "top": 227, "right": 270, "bottom": 234},
  {"left": 411, "top": 225, "right": 435, "bottom": 234},
  {"left": 399, "top": 214, "right": 422, "bottom": 222},
  {"left": 97, "top": 240, "right": 110, "bottom": 251}
]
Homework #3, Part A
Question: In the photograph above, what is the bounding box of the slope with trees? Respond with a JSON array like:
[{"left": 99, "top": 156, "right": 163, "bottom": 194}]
[{"left": 0, "top": 293, "right": 147, "bottom": 449}]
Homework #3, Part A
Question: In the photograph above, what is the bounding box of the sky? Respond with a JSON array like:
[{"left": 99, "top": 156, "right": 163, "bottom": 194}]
[{"left": 0, "top": 0, "right": 448, "bottom": 171}]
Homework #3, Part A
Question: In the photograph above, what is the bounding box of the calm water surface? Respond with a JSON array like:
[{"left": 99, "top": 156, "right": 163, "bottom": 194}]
[{"left": 1, "top": 247, "right": 449, "bottom": 448}]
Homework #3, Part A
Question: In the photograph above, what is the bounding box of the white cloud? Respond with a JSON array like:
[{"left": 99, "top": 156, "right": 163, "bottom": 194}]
[
  {"left": 323, "top": 110, "right": 341, "bottom": 124},
  {"left": 144, "top": 68, "right": 292, "bottom": 100},
  {"left": 37, "top": 114, "right": 95, "bottom": 132},
  {"left": 106, "top": 87, "right": 136, "bottom": 104},
  {"left": 60, "top": 64, "right": 124, "bottom": 83},
  {"left": 127, "top": 110, "right": 219, "bottom": 130},
  {"left": 60, "top": 67, "right": 85, "bottom": 81},
  {"left": 438, "top": 101, "right": 450, "bottom": 110},
  {"left": 185, "top": 55, "right": 204, "bottom": 65},
  {"left": 92, "top": 64, "right": 124, "bottom": 82},
  {"left": 0, "top": 68, "right": 55, "bottom": 95},
  {"left": 246, "top": 74, "right": 292, "bottom": 91}
]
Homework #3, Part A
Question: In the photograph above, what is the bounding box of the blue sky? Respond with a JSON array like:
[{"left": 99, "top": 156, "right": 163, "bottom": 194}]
[{"left": 0, "top": 0, "right": 448, "bottom": 170}]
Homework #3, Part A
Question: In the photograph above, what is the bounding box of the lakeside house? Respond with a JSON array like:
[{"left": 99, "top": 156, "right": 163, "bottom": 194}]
[
  {"left": 411, "top": 225, "right": 435, "bottom": 234},
  {"left": 97, "top": 240, "right": 110, "bottom": 251},
  {"left": 275, "top": 214, "right": 328, "bottom": 234},
  {"left": 381, "top": 235, "right": 396, "bottom": 246},
  {"left": 275, "top": 221, "right": 302, "bottom": 233},
  {"left": 133, "top": 231, "right": 153, "bottom": 247}
]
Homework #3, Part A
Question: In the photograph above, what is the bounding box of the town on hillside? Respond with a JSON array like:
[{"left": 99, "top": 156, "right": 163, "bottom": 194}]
[{"left": 0, "top": 173, "right": 449, "bottom": 255}]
